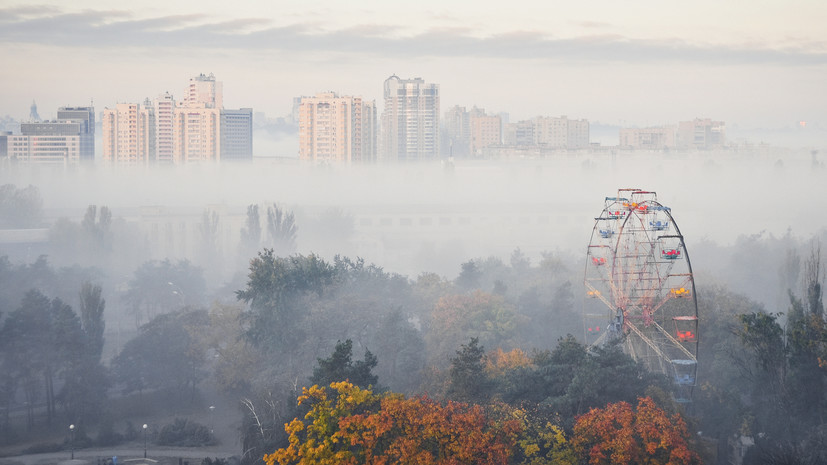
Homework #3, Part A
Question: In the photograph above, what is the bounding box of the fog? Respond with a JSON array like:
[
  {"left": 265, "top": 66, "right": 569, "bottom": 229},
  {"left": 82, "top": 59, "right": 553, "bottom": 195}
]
[
  {"left": 2, "top": 149, "right": 825, "bottom": 326},
  {"left": 2, "top": 148, "right": 827, "bottom": 463},
  {"left": 4, "top": 147, "right": 825, "bottom": 269}
]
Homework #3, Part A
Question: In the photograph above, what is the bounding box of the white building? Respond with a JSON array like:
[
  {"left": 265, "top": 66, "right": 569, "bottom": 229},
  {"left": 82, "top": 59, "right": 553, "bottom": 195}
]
[
  {"left": 380, "top": 75, "right": 440, "bottom": 161},
  {"left": 298, "top": 92, "right": 377, "bottom": 163}
]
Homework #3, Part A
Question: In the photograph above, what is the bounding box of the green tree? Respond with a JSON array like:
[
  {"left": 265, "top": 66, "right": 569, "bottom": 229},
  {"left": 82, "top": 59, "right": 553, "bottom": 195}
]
[
  {"left": 240, "top": 204, "right": 262, "bottom": 258},
  {"left": 310, "top": 339, "right": 378, "bottom": 389},
  {"left": 447, "top": 337, "right": 492, "bottom": 403},
  {"left": 265, "top": 204, "right": 297, "bottom": 256},
  {"left": 237, "top": 251, "right": 334, "bottom": 352},
  {"left": 111, "top": 310, "right": 209, "bottom": 398},
  {"left": 79, "top": 282, "right": 105, "bottom": 360}
]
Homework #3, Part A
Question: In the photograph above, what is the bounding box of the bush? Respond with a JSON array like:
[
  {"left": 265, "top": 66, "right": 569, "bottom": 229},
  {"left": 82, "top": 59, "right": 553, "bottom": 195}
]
[
  {"left": 157, "top": 418, "right": 216, "bottom": 447},
  {"left": 21, "top": 442, "right": 64, "bottom": 454}
]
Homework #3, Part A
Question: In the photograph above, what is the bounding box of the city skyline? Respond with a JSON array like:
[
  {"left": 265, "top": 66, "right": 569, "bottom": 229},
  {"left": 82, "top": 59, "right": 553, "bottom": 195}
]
[{"left": 0, "top": 1, "right": 825, "bottom": 135}]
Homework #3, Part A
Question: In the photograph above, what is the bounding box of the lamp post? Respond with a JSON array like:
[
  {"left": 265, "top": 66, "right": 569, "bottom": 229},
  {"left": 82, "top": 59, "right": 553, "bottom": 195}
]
[
  {"left": 167, "top": 281, "right": 185, "bottom": 306},
  {"left": 209, "top": 405, "right": 215, "bottom": 433},
  {"left": 69, "top": 424, "right": 75, "bottom": 460},
  {"left": 142, "top": 424, "right": 148, "bottom": 458}
]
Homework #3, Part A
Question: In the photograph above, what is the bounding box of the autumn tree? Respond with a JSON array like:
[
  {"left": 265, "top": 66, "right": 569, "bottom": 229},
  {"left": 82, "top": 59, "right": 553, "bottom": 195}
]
[
  {"left": 571, "top": 397, "right": 699, "bottom": 465},
  {"left": 265, "top": 382, "right": 520, "bottom": 465},
  {"left": 425, "top": 290, "right": 516, "bottom": 370}
]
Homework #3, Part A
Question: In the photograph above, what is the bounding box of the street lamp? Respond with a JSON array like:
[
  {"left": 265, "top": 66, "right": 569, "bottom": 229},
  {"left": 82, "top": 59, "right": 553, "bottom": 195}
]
[
  {"left": 142, "top": 424, "right": 148, "bottom": 458},
  {"left": 168, "top": 282, "right": 185, "bottom": 306},
  {"left": 69, "top": 424, "right": 75, "bottom": 460},
  {"left": 209, "top": 405, "right": 215, "bottom": 433}
]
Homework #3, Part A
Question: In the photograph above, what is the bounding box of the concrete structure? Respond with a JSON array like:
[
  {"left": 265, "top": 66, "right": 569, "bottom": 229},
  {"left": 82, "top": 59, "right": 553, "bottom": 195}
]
[
  {"left": 7, "top": 106, "right": 94, "bottom": 164},
  {"left": 298, "top": 92, "right": 377, "bottom": 163},
  {"left": 619, "top": 126, "right": 677, "bottom": 150},
  {"left": 678, "top": 118, "right": 726, "bottom": 149},
  {"left": 154, "top": 92, "right": 176, "bottom": 163},
  {"left": 380, "top": 75, "right": 440, "bottom": 161},
  {"left": 221, "top": 108, "right": 253, "bottom": 161},
  {"left": 469, "top": 108, "right": 502, "bottom": 157},
  {"left": 102, "top": 102, "right": 154, "bottom": 165},
  {"left": 443, "top": 105, "right": 470, "bottom": 158},
  {"left": 173, "top": 105, "right": 221, "bottom": 163},
  {"left": 57, "top": 107, "right": 95, "bottom": 161},
  {"left": 533, "top": 116, "right": 589, "bottom": 149},
  {"left": 186, "top": 73, "right": 223, "bottom": 109}
]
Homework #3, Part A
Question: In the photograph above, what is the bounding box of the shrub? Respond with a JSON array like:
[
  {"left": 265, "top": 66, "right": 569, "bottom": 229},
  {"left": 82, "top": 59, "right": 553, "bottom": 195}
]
[{"left": 157, "top": 418, "right": 216, "bottom": 447}]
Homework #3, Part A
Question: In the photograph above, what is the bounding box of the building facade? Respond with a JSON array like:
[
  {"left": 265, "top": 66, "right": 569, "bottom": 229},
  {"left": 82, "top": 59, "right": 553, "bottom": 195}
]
[
  {"left": 7, "top": 106, "right": 94, "bottom": 164},
  {"left": 186, "top": 73, "right": 223, "bottom": 109},
  {"left": 380, "top": 75, "right": 440, "bottom": 161},
  {"left": 677, "top": 118, "right": 726, "bottom": 149},
  {"left": 443, "top": 105, "right": 470, "bottom": 158},
  {"left": 619, "top": 126, "right": 677, "bottom": 150},
  {"left": 173, "top": 105, "right": 221, "bottom": 163},
  {"left": 221, "top": 108, "right": 253, "bottom": 161},
  {"left": 56, "top": 107, "right": 95, "bottom": 161},
  {"left": 102, "top": 102, "right": 154, "bottom": 164},
  {"left": 469, "top": 107, "right": 502, "bottom": 157},
  {"left": 154, "top": 92, "right": 176, "bottom": 163},
  {"left": 298, "top": 92, "right": 376, "bottom": 163}
]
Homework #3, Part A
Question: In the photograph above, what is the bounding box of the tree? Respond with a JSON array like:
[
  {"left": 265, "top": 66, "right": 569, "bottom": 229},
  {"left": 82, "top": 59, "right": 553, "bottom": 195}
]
[
  {"left": 265, "top": 204, "right": 297, "bottom": 256},
  {"left": 425, "top": 291, "right": 516, "bottom": 370},
  {"left": 122, "top": 259, "right": 206, "bottom": 327},
  {"left": 265, "top": 382, "right": 519, "bottom": 465},
  {"left": 447, "top": 337, "right": 492, "bottom": 403},
  {"left": 199, "top": 209, "right": 223, "bottom": 284},
  {"left": 240, "top": 204, "right": 262, "bottom": 258},
  {"left": 571, "top": 397, "right": 699, "bottom": 465},
  {"left": 81, "top": 205, "right": 112, "bottom": 261},
  {"left": 0, "top": 184, "right": 42, "bottom": 228},
  {"left": 310, "top": 339, "right": 378, "bottom": 389},
  {"left": 111, "top": 310, "right": 209, "bottom": 397},
  {"left": 237, "top": 251, "right": 334, "bottom": 352},
  {"left": 79, "top": 282, "right": 105, "bottom": 361},
  {"left": 456, "top": 260, "right": 482, "bottom": 291}
]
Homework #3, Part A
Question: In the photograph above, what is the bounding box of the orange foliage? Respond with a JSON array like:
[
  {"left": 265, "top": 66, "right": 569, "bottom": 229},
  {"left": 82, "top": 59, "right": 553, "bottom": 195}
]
[
  {"left": 265, "top": 381, "right": 521, "bottom": 465},
  {"left": 339, "top": 396, "right": 521, "bottom": 465},
  {"left": 485, "top": 347, "right": 532, "bottom": 377},
  {"left": 571, "top": 397, "right": 699, "bottom": 465}
]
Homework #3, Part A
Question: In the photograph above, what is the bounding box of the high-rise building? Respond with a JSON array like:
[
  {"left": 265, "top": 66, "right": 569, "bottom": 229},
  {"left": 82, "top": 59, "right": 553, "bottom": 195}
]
[
  {"left": 173, "top": 105, "right": 221, "bottom": 163},
  {"left": 102, "top": 102, "right": 154, "bottom": 165},
  {"left": 380, "top": 75, "right": 439, "bottom": 161},
  {"left": 469, "top": 107, "right": 501, "bottom": 157},
  {"left": 7, "top": 106, "right": 95, "bottom": 164},
  {"left": 443, "top": 105, "right": 470, "bottom": 158},
  {"left": 298, "top": 92, "right": 377, "bottom": 163},
  {"left": 221, "top": 108, "right": 253, "bottom": 161},
  {"left": 154, "top": 92, "right": 176, "bottom": 163},
  {"left": 56, "top": 107, "right": 95, "bottom": 161},
  {"left": 186, "top": 73, "right": 223, "bottom": 109}
]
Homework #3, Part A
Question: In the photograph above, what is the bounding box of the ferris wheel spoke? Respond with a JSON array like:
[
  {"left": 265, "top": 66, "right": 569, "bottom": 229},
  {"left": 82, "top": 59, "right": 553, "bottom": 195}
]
[{"left": 652, "top": 322, "right": 696, "bottom": 360}]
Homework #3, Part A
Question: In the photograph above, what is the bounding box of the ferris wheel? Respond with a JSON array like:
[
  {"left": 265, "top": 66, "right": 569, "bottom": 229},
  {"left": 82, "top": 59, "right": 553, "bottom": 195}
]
[{"left": 583, "top": 189, "right": 698, "bottom": 402}]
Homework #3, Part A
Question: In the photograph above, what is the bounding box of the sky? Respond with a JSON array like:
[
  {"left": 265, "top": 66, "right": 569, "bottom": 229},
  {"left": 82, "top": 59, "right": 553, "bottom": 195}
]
[{"left": 1, "top": 0, "right": 826, "bottom": 130}]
